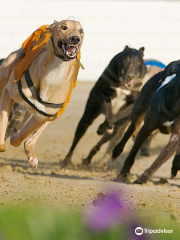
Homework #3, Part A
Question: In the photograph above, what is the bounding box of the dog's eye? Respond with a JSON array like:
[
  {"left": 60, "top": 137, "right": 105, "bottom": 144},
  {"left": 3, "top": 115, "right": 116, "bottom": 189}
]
[
  {"left": 123, "top": 59, "right": 128, "bottom": 65},
  {"left": 136, "top": 61, "right": 141, "bottom": 66},
  {"left": 79, "top": 29, "right": 83, "bottom": 34},
  {"left": 61, "top": 25, "right": 67, "bottom": 30}
]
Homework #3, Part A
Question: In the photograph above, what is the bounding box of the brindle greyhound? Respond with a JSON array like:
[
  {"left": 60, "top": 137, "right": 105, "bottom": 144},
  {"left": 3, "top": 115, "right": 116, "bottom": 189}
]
[
  {"left": 81, "top": 59, "right": 165, "bottom": 166},
  {"left": 0, "top": 19, "right": 84, "bottom": 168},
  {"left": 112, "top": 60, "right": 180, "bottom": 184},
  {"left": 60, "top": 46, "right": 148, "bottom": 168},
  {"left": 0, "top": 60, "right": 31, "bottom": 140}
]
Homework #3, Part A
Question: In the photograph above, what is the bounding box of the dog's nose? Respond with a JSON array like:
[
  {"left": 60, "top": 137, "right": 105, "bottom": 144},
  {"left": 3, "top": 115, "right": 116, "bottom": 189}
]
[
  {"left": 69, "top": 36, "right": 80, "bottom": 44},
  {"left": 126, "top": 73, "right": 135, "bottom": 80}
]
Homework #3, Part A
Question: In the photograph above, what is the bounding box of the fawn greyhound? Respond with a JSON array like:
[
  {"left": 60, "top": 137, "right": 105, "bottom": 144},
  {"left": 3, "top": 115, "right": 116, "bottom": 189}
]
[
  {"left": 81, "top": 59, "right": 165, "bottom": 166},
  {"left": 0, "top": 19, "right": 84, "bottom": 168}
]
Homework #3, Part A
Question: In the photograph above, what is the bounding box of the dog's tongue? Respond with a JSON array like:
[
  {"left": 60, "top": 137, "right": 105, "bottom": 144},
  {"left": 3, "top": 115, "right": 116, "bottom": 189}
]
[
  {"left": 65, "top": 46, "right": 76, "bottom": 56},
  {"left": 125, "top": 80, "right": 134, "bottom": 88}
]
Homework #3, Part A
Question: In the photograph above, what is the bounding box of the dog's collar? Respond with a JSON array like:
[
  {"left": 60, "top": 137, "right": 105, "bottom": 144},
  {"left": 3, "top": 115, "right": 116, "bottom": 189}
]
[{"left": 51, "top": 36, "right": 76, "bottom": 61}]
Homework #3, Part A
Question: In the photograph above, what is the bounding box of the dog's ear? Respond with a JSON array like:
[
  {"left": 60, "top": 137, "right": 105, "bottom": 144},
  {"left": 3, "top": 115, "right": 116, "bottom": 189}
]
[
  {"left": 123, "top": 45, "right": 129, "bottom": 51},
  {"left": 139, "top": 47, "right": 147, "bottom": 77},
  {"left": 139, "top": 62, "right": 147, "bottom": 78},
  {"left": 139, "top": 47, "right": 145, "bottom": 56},
  {"left": 49, "top": 20, "right": 58, "bottom": 32}
]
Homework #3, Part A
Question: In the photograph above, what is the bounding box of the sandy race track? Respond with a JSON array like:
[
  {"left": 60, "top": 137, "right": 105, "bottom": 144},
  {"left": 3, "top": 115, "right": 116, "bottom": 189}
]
[{"left": 0, "top": 82, "right": 180, "bottom": 234}]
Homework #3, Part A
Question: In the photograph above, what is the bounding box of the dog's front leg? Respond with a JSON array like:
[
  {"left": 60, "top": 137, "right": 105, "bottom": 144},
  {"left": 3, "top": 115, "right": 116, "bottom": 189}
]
[
  {"left": 0, "top": 87, "right": 14, "bottom": 151},
  {"left": 102, "top": 97, "right": 114, "bottom": 133},
  {"left": 103, "top": 118, "right": 131, "bottom": 164},
  {"left": 171, "top": 142, "right": 180, "bottom": 178}
]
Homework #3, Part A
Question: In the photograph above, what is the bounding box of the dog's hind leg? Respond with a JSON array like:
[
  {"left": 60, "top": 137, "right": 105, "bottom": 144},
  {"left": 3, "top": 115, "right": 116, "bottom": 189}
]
[
  {"left": 0, "top": 87, "right": 14, "bottom": 151},
  {"left": 0, "top": 48, "right": 25, "bottom": 99},
  {"left": 24, "top": 121, "right": 51, "bottom": 168},
  {"left": 171, "top": 143, "right": 180, "bottom": 178},
  {"left": 140, "top": 130, "right": 158, "bottom": 156},
  {"left": 5, "top": 103, "right": 31, "bottom": 139},
  {"left": 135, "top": 129, "right": 180, "bottom": 184}
]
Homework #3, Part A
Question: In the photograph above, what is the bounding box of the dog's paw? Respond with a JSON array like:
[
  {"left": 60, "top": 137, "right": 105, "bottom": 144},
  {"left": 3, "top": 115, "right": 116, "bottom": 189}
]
[
  {"left": 114, "top": 174, "right": 130, "bottom": 183},
  {"left": 110, "top": 156, "right": 116, "bottom": 162},
  {"left": 133, "top": 179, "right": 143, "bottom": 184},
  {"left": 0, "top": 143, "right": 8, "bottom": 152},
  {"left": 82, "top": 158, "right": 91, "bottom": 166},
  {"left": 171, "top": 166, "right": 179, "bottom": 179},
  {"left": 97, "top": 124, "right": 106, "bottom": 135},
  {"left": 106, "top": 128, "right": 114, "bottom": 135},
  {"left": 76, "top": 162, "right": 88, "bottom": 170},
  {"left": 59, "top": 159, "right": 74, "bottom": 169},
  {"left": 10, "top": 128, "right": 21, "bottom": 147},
  {"left": 140, "top": 147, "right": 150, "bottom": 157},
  {"left": 28, "top": 156, "right": 38, "bottom": 168},
  {"left": 133, "top": 176, "right": 149, "bottom": 184}
]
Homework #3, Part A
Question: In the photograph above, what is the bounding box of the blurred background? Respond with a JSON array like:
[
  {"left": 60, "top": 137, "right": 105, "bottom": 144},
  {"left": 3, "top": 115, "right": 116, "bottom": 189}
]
[{"left": 0, "top": 0, "right": 180, "bottom": 81}]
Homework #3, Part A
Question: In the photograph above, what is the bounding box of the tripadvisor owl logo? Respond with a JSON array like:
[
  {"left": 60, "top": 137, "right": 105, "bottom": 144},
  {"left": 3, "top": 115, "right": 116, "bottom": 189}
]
[{"left": 135, "top": 227, "right": 143, "bottom": 235}]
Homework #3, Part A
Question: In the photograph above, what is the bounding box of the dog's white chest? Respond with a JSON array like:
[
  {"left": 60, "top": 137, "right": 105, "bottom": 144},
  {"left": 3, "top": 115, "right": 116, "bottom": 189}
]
[
  {"left": 111, "top": 86, "right": 131, "bottom": 114},
  {"left": 110, "top": 85, "right": 131, "bottom": 96},
  {"left": 44, "top": 61, "right": 69, "bottom": 85},
  {"left": 40, "top": 60, "right": 73, "bottom": 100}
]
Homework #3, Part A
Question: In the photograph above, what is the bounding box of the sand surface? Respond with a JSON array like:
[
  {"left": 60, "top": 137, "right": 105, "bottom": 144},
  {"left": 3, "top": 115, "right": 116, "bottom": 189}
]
[{"left": 0, "top": 81, "right": 180, "bottom": 223}]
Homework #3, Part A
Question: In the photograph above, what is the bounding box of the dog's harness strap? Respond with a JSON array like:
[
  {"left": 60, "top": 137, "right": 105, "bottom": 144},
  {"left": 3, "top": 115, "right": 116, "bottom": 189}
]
[
  {"left": 17, "top": 79, "right": 57, "bottom": 117},
  {"left": 24, "top": 68, "right": 64, "bottom": 108}
]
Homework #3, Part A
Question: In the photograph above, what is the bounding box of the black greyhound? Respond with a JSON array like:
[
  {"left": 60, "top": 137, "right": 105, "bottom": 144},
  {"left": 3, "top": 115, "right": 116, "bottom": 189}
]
[
  {"left": 81, "top": 59, "right": 165, "bottom": 166},
  {"left": 60, "top": 46, "right": 148, "bottom": 168},
  {"left": 112, "top": 60, "right": 180, "bottom": 184}
]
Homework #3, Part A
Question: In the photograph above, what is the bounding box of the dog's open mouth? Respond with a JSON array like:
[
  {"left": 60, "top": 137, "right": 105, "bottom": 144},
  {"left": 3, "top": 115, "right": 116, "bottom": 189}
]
[
  {"left": 58, "top": 41, "right": 78, "bottom": 59},
  {"left": 124, "top": 80, "right": 135, "bottom": 88}
]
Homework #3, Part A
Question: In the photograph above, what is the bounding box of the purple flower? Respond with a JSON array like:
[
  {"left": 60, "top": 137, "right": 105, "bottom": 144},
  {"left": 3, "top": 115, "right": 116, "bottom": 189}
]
[{"left": 84, "top": 192, "right": 130, "bottom": 232}]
